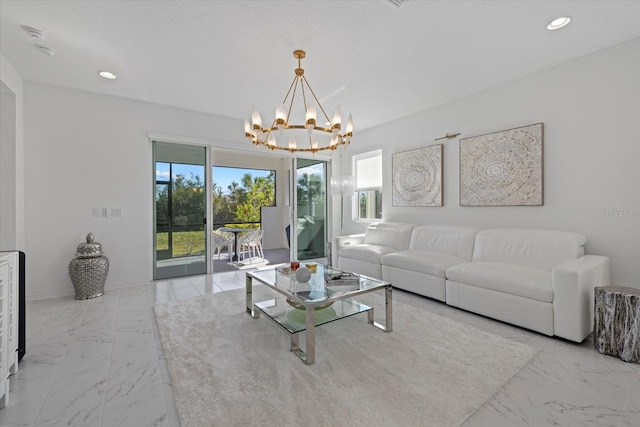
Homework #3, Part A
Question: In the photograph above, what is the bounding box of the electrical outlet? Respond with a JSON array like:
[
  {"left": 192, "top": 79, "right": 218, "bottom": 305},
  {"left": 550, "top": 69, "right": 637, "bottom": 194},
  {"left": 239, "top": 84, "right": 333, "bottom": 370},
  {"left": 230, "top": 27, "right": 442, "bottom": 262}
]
[
  {"left": 92, "top": 208, "right": 101, "bottom": 217},
  {"left": 111, "top": 208, "right": 123, "bottom": 217}
]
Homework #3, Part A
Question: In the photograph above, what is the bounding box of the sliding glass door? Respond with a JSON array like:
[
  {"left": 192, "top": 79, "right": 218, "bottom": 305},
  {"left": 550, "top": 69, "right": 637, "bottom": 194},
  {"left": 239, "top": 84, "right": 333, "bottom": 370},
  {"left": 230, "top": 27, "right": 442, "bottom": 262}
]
[
  {"left": 295, "top": 158, "right": 327, "bottom": 261},
  {"left": 153, "top": 141, "right": 207, "bottom": 279}
]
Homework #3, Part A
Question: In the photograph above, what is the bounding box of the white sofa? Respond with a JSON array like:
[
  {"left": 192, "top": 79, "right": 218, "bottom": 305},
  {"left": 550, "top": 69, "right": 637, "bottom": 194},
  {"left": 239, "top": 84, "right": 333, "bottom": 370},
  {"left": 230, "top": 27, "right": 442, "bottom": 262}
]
[
  {"left": 382, "top": 225, "right": 478, "bottom": 302},
  {"left": 336, "top": 223, "right": 610, "bottom": 342},
  {"left": 337, "top": 222, "right": 414, "bottom": 280}
]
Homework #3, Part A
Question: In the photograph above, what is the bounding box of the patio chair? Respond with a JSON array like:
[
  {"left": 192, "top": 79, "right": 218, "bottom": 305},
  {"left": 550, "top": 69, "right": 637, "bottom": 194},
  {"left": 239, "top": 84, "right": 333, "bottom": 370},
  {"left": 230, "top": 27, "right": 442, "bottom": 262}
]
[
  {"left": 238, "top": 229, "right": 264, "bottom": 263},
  {"left": 212, "top": 229, "right": 234, "bottom": 260}
]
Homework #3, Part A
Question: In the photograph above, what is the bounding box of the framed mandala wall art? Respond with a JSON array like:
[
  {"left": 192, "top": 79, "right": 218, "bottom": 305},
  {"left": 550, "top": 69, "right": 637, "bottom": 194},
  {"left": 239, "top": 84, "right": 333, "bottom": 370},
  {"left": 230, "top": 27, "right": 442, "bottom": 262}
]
[
  {"left": 392, "top": 144, "right": 443, "bottom": 207},
  {"left": 460, "top": 123, "right": 543, "bottom": 206}
]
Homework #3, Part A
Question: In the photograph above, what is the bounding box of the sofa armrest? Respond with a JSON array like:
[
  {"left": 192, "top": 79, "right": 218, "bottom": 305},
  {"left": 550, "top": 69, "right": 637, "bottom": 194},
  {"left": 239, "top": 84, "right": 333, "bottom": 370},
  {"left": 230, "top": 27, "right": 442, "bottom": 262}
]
[
  {"left": 552, "top": 255, "right": 610, "bottom": 342},
  {"left": 335, "top": 234, "right": 365, "bottom": 251},
  {"left": 333, "top": 234, "right": 366, "bottom": 268}
]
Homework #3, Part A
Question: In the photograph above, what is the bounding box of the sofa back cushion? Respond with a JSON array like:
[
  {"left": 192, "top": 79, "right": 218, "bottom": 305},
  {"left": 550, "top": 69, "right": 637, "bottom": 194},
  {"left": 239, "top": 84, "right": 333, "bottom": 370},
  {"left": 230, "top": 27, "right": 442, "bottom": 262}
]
[
  {"left": 472, "top": 228, "right": 587, "bottom": 271},
  {"left": 364, "top": 222, "right": 415, "bottom": 250},
  {"left": 409, "top": 225, "right": 478, "bottom": 261}
]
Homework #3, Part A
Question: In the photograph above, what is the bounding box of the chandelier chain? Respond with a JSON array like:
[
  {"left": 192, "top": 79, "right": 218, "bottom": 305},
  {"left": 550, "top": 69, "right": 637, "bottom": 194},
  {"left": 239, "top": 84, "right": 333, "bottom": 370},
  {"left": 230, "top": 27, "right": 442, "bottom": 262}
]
[
  {"left": 302, "top": 75, "right": 332, "bottom": 124},
  {"left": 300, "top": 76, "right": 310, "bottom": 118},
  {"left": 282, "top": 75, "right": 297, "bottom": 106},
  {"left": 285, "top": 76, "right": 299, "bottom": 127}
]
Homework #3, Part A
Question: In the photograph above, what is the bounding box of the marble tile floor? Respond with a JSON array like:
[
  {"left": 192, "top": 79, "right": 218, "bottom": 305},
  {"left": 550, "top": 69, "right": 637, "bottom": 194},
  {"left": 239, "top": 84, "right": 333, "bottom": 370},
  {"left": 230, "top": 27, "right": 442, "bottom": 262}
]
[{"left": 1, "top": 270, "right": 638, "bottom": 427}]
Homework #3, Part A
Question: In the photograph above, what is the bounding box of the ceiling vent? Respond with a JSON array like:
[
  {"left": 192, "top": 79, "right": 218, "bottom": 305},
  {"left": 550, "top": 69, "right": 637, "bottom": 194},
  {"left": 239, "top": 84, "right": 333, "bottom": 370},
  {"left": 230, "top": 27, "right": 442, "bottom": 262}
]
[
  {"left": 20, "top": 24, "right": 45, "bottom": 40},
  {"left": 35, "top": 45, "right": 56, "bottom": 57},
  {"left": 388, "top": 0, "right": 410, "bottom": 7}
]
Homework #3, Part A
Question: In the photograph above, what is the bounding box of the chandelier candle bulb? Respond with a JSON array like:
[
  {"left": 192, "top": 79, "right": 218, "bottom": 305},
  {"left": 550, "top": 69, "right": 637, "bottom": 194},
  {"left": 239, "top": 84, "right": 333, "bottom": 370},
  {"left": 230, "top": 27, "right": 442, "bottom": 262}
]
[
  {"left": 275, "top": 104, "right": 287, "bottom": 131},
  {"left": 345, "top": 114, "right": 353, "bottom": 138},
  {"left": 251, "top": 106, "right": 262, "bottom": 129},
  {"left": 331, "top": 106, "right": 342, "bottom": 134},
  {"left": 267, "top": 133, "right": 277, "bottom": 148},
  {"left": 306, "top": 105, "right": 317, "bottom": 135},
  {"left": 244, "top": 118, "right": 253, "bottom": 139}
]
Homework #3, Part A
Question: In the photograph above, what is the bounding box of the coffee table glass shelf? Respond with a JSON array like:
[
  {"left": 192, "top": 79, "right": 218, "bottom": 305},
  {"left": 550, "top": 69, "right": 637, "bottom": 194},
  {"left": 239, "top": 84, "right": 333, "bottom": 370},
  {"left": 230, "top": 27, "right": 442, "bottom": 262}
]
[{"left": 246, "top": 264, "right": 392, "bottom": 365}]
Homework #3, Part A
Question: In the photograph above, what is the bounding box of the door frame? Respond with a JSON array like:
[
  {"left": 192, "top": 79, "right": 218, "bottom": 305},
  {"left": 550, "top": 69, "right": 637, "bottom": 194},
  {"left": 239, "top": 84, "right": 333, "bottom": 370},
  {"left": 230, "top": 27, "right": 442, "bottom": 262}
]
[
  {"left": 290, "top": 157, "right": 330, "bottom": 263},
  {"left": 152, "top": 140, "right": 210, "bottom": 279}
]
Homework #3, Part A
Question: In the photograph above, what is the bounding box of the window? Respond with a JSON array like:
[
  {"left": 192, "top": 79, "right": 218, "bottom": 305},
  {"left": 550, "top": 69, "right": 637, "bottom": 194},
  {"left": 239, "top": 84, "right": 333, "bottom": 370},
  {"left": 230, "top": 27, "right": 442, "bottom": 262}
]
[{"left": 353, "top": 149, "right": 382, "bottom": 220}]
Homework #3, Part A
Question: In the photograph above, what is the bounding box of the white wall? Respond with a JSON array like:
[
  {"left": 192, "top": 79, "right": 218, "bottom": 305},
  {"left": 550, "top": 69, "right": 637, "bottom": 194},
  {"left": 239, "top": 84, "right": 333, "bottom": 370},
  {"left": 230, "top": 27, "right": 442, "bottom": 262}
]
[
  {"left": 23, "top": 83, "right": 252, "bottom": 299},
  {"left": 339, "top": 37, "right": 640, "bottom": 287},
  {"left": 0, "top": 53, "right": 25, "bottom": 251},
  {"left": 0, "top": 84, "right": 16, "bottom": 248}
]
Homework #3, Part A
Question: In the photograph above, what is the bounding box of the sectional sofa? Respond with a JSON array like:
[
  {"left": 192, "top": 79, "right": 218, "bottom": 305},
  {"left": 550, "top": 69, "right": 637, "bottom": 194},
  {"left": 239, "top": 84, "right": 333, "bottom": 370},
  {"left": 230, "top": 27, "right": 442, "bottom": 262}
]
[{"left": 336, "top": 222, "right": 610, "bottom": 342}]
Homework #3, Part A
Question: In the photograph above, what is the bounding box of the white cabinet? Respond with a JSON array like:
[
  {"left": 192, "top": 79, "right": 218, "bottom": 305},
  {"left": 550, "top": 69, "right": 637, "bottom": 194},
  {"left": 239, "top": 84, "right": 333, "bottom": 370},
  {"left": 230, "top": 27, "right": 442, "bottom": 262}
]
[{"left": 0, "top": 251, "right": 18, "bottom": 408}]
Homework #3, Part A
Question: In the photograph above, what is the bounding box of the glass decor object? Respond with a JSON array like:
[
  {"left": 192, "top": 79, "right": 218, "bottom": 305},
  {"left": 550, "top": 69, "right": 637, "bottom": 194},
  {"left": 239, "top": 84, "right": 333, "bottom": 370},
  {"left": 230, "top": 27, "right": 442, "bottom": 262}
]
[{"left": 68, "top": 232, "right": 109, "bottom": 300}]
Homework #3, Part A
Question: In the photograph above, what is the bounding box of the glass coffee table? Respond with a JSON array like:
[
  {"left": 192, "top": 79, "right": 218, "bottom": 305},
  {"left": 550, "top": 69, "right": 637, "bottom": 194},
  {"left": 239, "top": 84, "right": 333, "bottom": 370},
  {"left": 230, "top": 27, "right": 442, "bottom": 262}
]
[{"left": 246, "top": 264, "right": 392, "bottom": 365}]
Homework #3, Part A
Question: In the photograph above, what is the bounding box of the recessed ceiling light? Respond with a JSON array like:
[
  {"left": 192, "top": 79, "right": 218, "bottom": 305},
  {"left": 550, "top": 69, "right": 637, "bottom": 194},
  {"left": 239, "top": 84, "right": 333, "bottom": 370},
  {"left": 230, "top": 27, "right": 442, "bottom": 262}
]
[
  {"left": 99, "top": 71, "right": 117, "bottom": 80},
  {"left": 547, "top": 16, "right": 571, "bottom": 31}
]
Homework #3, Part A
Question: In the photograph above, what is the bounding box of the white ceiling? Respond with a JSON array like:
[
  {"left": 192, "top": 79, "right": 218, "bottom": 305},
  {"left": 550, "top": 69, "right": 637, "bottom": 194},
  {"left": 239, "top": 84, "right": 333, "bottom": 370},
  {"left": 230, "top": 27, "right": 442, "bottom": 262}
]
[{"left": 2, "top": 0, "right": 640, "bottom": 133}]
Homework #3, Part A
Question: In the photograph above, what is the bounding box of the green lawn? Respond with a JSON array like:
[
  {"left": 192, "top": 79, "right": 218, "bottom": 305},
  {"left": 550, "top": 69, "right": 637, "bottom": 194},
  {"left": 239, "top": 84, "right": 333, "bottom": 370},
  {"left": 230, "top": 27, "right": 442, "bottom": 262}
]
[
  {"left": 156, "top": 223, "right": 257, "bottom": 257},
  {"left": 156, "top": 231, "right": 205, "bottom": 257}
]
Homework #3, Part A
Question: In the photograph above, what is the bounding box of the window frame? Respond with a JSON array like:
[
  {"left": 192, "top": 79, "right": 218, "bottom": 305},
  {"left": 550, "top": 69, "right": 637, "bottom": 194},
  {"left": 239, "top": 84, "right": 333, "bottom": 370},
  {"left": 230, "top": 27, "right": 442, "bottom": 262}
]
[{"left": 352, "top": 148, "right": 383, "bottom": 222}]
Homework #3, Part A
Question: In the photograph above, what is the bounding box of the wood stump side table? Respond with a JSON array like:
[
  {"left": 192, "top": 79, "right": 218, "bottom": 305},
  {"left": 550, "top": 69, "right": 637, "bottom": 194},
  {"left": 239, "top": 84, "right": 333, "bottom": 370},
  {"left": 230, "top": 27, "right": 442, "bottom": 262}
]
[{"left": 594, "top": 286, "right": 640, "bottom": 363}]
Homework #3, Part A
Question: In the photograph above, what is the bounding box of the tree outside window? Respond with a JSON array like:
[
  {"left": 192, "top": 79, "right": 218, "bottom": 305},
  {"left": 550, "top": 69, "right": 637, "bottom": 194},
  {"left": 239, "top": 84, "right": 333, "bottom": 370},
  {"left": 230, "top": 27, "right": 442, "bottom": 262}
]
[{"left": 211, "top": 167, "right": 276, "bottom": 227}]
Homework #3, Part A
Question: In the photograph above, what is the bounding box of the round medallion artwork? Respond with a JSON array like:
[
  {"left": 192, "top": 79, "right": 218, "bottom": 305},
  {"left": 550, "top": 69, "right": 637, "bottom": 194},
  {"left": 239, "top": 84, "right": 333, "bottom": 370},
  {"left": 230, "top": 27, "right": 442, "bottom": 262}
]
[
  {"left": 460, "top": 124, "right": 543, "bottom": 206},
  {"left": 392, "top": 145, "right": 442, "bottom": 207}
]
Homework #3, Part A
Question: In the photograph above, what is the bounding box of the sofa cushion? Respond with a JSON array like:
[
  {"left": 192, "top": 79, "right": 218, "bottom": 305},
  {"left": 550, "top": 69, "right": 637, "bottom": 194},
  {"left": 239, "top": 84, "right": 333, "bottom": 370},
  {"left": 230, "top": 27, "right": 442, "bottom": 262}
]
[
  {"left": 472, "top": 228, "right": 587, "bottom": 272},
  {"left": 382, "top": 250, "right": 469, "bottom": 278},
  {"left": 446, "top": 261, "right": 553, "bottom": 303},
  {"left": 363, "top": 222, "right": 415, "bottom": 250},
  {"left": 409, "top": 225, "right": 477, "bottom": 261},
  {"left": 338, "top": 244, "right": 399, "bottom": 265}
]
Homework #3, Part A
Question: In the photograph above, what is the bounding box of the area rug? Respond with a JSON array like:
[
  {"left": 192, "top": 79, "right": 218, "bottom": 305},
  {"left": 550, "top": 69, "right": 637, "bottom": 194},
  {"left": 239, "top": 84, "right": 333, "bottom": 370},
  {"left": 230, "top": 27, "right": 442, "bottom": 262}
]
[{"left": 154, "top": 288, "right": 538, "bottom": 427}]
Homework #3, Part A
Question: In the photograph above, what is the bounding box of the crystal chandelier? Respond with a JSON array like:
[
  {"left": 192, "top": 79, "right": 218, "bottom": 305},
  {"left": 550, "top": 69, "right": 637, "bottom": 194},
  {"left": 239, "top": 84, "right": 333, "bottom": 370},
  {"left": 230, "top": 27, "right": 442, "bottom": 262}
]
[{"left": 245, "top": 50, "right": 353, "bottom": 154}]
